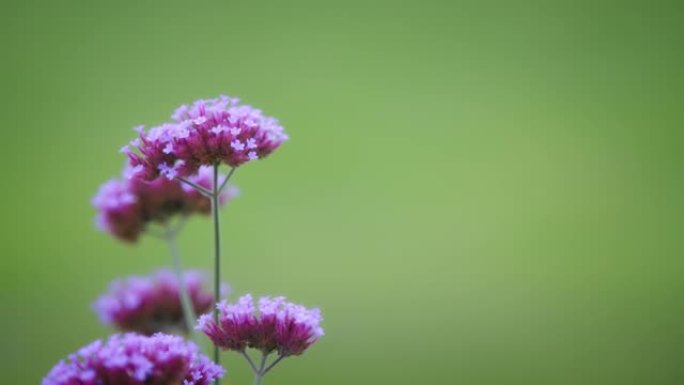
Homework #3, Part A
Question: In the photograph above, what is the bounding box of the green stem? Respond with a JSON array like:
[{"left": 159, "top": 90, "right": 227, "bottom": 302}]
[
  {"left": 212, "top": 164, "right": 221, "bottom": 384},
  {"left": 247, "top": 351, "right": 284, "bottom": 385},
  {"left": 262, "top": 355, "right": 285, "bottom": 375},
  {"left": 166, "top": 233, "right": 198, "bottom": 343},
  {"left": 173, "top": 165, "right": 236, "bottom": 384},
  {"left": 177, "top": 176, "right": 213, "bottom": 197},
  {"left": 241, "top": 351, "right": 258, "bottom": 373},
  {"left": 253, "top": 373, "right": 263, "bottom": 385},
  {"left": 253, "top": 352, "right": 269, "bottom": 385},
  {"left": 218, "top": 167, "right": 237, "bottom": 194}
]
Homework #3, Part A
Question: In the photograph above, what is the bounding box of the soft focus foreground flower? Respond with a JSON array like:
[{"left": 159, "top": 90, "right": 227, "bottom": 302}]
[
  {"left": 92, "top": 165, "right": 238, "bottom": 242},
  {"left": 42, "top": 333, "right": 224, "bottom": 385},
  {"left": 197, "top": 294, "right": 324, "bottom": 357},
  {"left": 124, "top": 95, "right": 288, "bottom": 180},
  {"left": 94, "top": 269, "right": 227, "bottom": 335}
]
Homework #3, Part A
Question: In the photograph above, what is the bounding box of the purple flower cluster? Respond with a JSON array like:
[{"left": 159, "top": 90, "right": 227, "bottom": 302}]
[
  {"left": 124, "top": 95, "right": 288, "bottom": 181},
  {"left": 43, "top": 94, "right": 323, "bottom": 385},
  {"left": 197, "top": 295, "right": 324, "bottom": 357},
  {"left": 42, "top": 333, "right": 223, "bottom": 385},
  {"left": 92, "top": 165, "right": 238, "bottom": 242},
  {"left": 94, "top": 269, "right": 223, "bottom": 335}
]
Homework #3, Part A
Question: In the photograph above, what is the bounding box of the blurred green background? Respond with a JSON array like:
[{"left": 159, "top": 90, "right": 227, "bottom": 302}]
[{"left": 1, "top": 0, "right": 683, "bottom": 383}]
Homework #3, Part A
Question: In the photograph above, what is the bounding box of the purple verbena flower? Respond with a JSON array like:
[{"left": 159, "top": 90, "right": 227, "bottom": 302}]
[
  {"left": 197, "top": 294, "right": 324, "bottom": 357},
  {"left": 42, "top": 333, "right": 224, "bottom": 385},
  {"left": 124, "top": 95, "right": 288, "bottom": 180},
  {"left": 92, "top": 165, "right": 238, "bottom": 242},
  {"left": 94, "top": 269, "right": 228, "bottom": 335}
]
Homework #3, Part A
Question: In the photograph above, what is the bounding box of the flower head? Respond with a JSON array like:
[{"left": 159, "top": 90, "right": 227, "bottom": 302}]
[
  {"left": 197, "top": 294, "right": 323, "bottom": 357},
  {"left": 94, "top": 269, "right": 228, "bottom": 335},
  {"left": 42, "top": 333, "right": 224, "bottom": 385},
  {"left": 92, "top": 165, "right": 238, "bottom": 242},
  {"left": 125, "top": 95, "right": 288, "bottom": 180}
]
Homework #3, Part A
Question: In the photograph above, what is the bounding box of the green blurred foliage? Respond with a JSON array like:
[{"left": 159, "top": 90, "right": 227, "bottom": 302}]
[{"left": 1, "top": 0, "right": 683, "bottom": 383}]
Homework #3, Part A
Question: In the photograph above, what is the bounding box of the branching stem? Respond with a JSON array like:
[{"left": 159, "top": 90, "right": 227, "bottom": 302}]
[
  {"left": 245, "top": 351, "right": 285, "bottom": 385},
  {"left": 173, "top": 166, "right": 238, "bottom": 385},
  {"left": 177, "top": 177, "right": 213, "bottom": 197}
]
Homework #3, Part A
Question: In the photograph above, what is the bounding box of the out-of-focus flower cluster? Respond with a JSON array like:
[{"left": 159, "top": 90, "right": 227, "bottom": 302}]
[
  {"left": 92, "top": 165, "right": 238, "bottom": 242},
  {"left": 42, "top": 333, "right": 223, "bottom": 385},
  {"left": 94, "top": 269, "right": 226, "bottom": 335},
  {"left": 124, "top": 95, "right": 288, "bottom": 181},
  {"left": 197, "top": 294, "right": 324, "bottom": 357}
]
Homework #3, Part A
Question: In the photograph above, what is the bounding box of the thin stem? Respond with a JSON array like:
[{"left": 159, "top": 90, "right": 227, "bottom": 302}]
[
  {"left": 166, "top": 232, "right": 198, "bottom": 343},
  {"left": 211, "top": 164, "right": 221, "bottom": 385},
  {"left": 249, "top": 351, "right": 281, "bottom": 385},
  {"left": 253, "top": 353, "right": 268, "bottom": 385},
  {"left": 259, "top": 352, "right": 269, "bottom": 372},
  {"left": 262, "top": 355, "right": 285, "bottom": 376},
  {"left": 241, "top": 351, "right": 258, "bottom": 373},
  {"left": 176, "top": 176, "right": 213, "bottom": 197},
  {"left": 218, "top": 167, "right": 236, "bottom": 194}
]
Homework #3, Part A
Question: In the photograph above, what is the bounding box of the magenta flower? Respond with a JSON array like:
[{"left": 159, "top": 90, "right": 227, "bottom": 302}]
[
  {"left": 94, "top": 269, "right": 227, "bottom": 335},
  {"left": 42, "top": 333, "right": 224, "bottom": 385},
  {"left": 123, "top": 95, "right": 288, "bottom": 181},
  {"left": 92, "top": 165, "right": 238, "bottom": 242},
  {"left": 197, "top": 295, "right": 324, "bottom": 357}
]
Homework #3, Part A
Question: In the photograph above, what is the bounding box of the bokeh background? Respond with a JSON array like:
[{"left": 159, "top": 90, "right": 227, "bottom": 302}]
[{"left": 1, "top": 0, "right": 683, "bottom": 383}]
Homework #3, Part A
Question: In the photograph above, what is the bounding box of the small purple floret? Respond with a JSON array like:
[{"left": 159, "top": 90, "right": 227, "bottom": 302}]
[
  {"left": 92, "top": 165, "right": 238, "bottom": 242},
  {"left": 42, "top": 333, "right": 224, "bottom": 385},
  {"left": 197, "top": 294, "right": 324, "bottom": 357},
  {"left": 94, "top": 269, "right": 227, "bottom": 335},
  {"left": 125, "top": 95, "right": 288, "bottom": 180}
]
